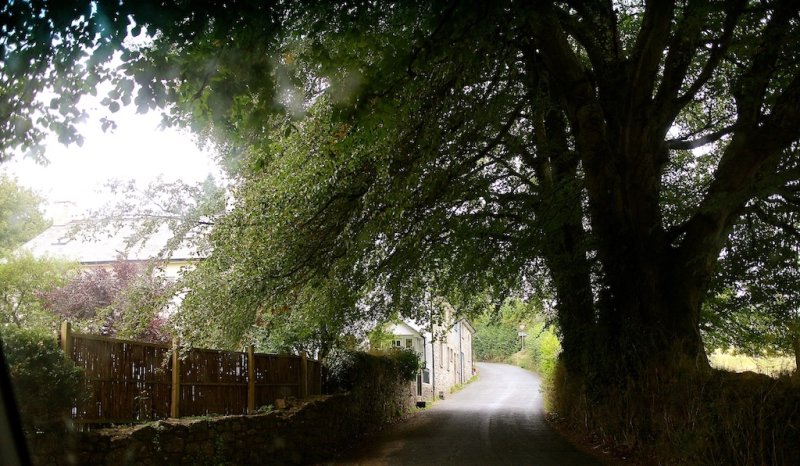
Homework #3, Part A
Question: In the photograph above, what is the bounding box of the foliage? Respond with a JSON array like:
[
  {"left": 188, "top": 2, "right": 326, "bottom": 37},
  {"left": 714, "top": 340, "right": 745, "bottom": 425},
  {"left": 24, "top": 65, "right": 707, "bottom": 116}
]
[
  {"left": 40, "top": 260, "right": 171, "bottom": 342},
  {"left": 474, "top": 297, "right": 561, "bottom": 388},
  {"left": 473, "top": 322, "right": 520, "bottom": 362},
  {"left": 7, "top": 0, "right": 800, "bottom": 369},
  {"left": 0, "top": 175, "right": 50, "bottom": 253},
  {"left": 707, "top": 349, "right": 795, "bottom": 378},
  {"left": 0, "top": 169, "right": 70, "bottom": 333},
  {"left": 521, "top": 323, "right": 561, "bottom": 387},
  {"left": 0, "top": 252, "right": 76, "bottom": 331},
  {"left": 0, "top": 0, "right": 229, "bottom": 161},
  {"left": 82, "top": 0, "right": 800, "bottom": 377},
  {"left": 0, "top": 325, "right": 84, "bottom": 432},
  {"left": 85, "top": 176, "right": 227, "bottom": 261},
  {"left": 366, "top": 323, "right": 397, "bottom": 351},
  {"left": 389, "top": 348, "right": 422, "bottom": 381},
  {"left": 324, "top": 348, "right": 420, "bottom": 394},
  {"left": 703, "top": 208, "right": 800, "bottom": 368},
  {"left": 5, "top": 3, "right": 800, "bottom": 461}
]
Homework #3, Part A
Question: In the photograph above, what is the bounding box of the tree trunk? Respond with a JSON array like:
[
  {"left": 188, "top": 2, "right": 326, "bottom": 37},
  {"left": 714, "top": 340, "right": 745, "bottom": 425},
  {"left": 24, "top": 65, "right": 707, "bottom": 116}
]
[{"left": 591, "top": 232, "right": 711, "bottom": 377}]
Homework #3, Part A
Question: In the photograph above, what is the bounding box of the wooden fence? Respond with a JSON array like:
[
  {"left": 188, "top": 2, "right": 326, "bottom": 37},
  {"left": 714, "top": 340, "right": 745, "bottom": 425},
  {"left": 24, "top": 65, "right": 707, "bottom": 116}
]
[{"left": 58, "top": 322, "right": 322, "bottom": 426}]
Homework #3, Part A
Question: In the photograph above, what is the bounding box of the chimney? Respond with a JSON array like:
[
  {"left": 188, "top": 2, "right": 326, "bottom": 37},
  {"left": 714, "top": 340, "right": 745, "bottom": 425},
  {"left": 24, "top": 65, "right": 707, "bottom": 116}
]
[{"left": 47, "top": 200, "right": 80, "bottom": 225}]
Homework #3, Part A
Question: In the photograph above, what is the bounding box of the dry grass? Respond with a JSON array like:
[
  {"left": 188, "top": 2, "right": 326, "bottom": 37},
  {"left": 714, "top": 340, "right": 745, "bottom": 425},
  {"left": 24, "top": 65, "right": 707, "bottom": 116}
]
[
  {"left": 549, "top": 358, "right": 800, "bottom": 465},
  {"left": 708, "top": 349, "right": 796, "bottom": 378}
]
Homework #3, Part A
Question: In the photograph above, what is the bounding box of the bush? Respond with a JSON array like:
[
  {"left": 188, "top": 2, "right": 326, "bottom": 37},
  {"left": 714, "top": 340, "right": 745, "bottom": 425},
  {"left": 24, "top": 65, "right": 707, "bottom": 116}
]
[
  {"left": 0, "top": 325, "right": 84, "bottom": 432},
  {"left": 506, "top": 322, "right": 562, "bottom": 409},
  {"left": 322, "top": 349, "right": 419, "bottom": 424},
  {"left": 525, "top": 323, "right": 561, "bottom": 395},
  {"left": 324, "top": 348, "right": 420, "bottom": 393},
  {"left": 389, "top": 347, "right": 421, "bottom": 380},
  {"left": 473, "top": 322, "right": 520, "bottom": 361}
]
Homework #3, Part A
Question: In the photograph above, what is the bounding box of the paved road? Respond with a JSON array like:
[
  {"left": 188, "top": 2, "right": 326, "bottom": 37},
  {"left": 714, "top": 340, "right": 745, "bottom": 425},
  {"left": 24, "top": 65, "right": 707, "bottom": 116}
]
[{"left": 334, "top": 362, "right": 602, "bottom": 465}]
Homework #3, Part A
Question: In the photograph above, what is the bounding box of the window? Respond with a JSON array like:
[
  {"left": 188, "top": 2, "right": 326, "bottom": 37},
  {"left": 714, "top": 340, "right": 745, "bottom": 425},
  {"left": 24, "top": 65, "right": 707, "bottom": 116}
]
[
  {"left": 439, "top": 342, "right": 443, "bottom": 367},
  {"left": 393, "top": 340, "right": 401, "bottom": 347},
  {"left": 405, "top": 339, "right": 412, "bottom": 348}
]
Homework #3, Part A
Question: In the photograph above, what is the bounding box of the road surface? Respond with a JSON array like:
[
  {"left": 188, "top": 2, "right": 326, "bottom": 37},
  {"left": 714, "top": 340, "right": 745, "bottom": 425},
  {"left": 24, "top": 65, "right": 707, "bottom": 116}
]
[{"left": 334, "top": 362, "right": 602, "bottom": 465}]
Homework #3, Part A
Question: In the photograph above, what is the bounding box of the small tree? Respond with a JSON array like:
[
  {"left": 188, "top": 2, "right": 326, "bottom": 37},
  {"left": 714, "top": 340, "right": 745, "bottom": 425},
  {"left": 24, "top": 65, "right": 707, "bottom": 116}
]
[
  {"left": 0, "top": 252, "right": 75, "bottom": 331},
  {"left": 41, "top": 260, "right": 171, "bottom": 342},
  {"left": 0, "top": 175, "right": 50, "bottom": 254}
]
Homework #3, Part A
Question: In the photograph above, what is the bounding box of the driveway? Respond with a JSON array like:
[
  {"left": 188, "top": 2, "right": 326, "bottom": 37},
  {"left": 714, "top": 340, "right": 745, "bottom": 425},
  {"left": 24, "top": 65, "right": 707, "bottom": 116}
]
[{"left": 334, "top": 362, "right": 602, "bottom": 465}]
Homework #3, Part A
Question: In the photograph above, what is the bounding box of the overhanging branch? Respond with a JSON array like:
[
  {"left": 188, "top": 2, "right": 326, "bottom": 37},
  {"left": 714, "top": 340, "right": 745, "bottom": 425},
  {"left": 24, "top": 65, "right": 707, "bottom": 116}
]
[{"left": 667, "top": 125, "right": 735, "bottom": 150}]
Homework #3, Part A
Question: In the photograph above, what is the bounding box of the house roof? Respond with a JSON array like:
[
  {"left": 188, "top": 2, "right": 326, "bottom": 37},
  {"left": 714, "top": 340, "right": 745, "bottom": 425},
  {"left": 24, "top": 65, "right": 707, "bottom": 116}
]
[
  {"left": 459, "top": 318, "right": 476, "bottom": 335},
  {"left": 387, "top": 321, "right": 424, "bottom": 339},
  {"left": 21, "top": 219, "right": 199, "bottom": 265}
]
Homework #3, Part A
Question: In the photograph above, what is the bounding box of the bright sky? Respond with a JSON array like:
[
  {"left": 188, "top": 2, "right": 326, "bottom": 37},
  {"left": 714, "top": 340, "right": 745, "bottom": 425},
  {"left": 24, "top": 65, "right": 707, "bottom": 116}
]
[{"left": 1, "top": 101, "right": 221, "bottom": 219}]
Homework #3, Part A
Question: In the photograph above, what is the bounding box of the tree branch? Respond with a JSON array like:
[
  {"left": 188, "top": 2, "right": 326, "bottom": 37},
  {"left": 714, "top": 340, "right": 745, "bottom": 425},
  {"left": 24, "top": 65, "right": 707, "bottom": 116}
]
[
  {"left": 667, "top": 124, "right": 736, "bottom": 150},
  {"left": 672, "top": 1, "right": 744, "bottom": 109},
  {"left": 750, "top": 204, "right": 800, "bottom": 242},
  {"left": 732, "top": 0, "right": 799, "bottom": 127},
  {"left": 626, "top": 1, "right": 674, "bottom": 110},
  {"left": 555, "top": 2, "right": 621, "bottom": 74}
]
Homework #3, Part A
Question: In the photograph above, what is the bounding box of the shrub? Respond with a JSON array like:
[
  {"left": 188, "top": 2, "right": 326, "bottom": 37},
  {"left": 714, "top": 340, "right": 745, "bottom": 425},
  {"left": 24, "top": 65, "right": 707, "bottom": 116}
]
[
  {"left": 526, "top": 323, "right": 561, "bottom": 395},
  {"left": 388, "top": 347, "right": 421, "bottom": 381},
  {"left": 322, "top": 349, "right": 419, "bottom": 424},
  {"left": 473, "top": 322, "right": 520, "bottom": 361},
  {"left": 324, "top": 348, "right": 419, "bottom": 393},
  {"left": 0, "top": 325, "right": 84, "bottom": 432}
]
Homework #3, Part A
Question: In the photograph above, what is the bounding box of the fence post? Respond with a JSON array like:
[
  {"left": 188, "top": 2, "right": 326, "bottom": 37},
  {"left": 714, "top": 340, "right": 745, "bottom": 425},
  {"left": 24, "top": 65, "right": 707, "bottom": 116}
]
[
  {"left": 300, "top": 352, "right": 308, "bottom": 398},
  {"left": 317, "top": 361, "right": 323, "bottom": 395},
  {"left": 170, "top": 338, "right": 181, "bottom": 418},
  {"left": 247, "top": 345, "right": 255, "bottom": 414},
  {"left": 59, "top": 321, "right": 72, "bottom": 357}
]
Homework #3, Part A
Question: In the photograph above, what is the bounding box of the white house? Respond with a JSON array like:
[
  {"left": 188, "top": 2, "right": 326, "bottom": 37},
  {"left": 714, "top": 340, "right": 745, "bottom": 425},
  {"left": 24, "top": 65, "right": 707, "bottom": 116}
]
[
  {"left": 20, "top": 214, "right": 201, "bottom": 280},
  {"left": 385, "top": 310, "right": 475, "bottom": 402}
]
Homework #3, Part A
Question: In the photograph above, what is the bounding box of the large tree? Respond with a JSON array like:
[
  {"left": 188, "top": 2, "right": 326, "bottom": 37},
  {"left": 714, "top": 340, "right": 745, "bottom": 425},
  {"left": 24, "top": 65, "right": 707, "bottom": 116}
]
[
  {"left": 174, "top": 1, "right": 800, "bottom": 378},
  {"left": 4, "top": 0, "right": 800, "bottom": 382}
]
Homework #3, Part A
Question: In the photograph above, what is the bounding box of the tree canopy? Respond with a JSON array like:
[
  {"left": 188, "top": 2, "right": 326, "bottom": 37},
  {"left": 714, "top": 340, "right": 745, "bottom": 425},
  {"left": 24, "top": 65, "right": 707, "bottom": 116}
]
[
  {"left": 40, "top": 259, "right": 170, "bottom": 342},
  {"left": 0, "top": 176, "right": 69, "bottom": 330},
  {"left": 0, "top": 251, "right": 74, "bottom": 330},
  {"left": 3, "top": 1, "right": 800, "bottom": 378},
  {"left": 0, "top": 175, "right": 49, "bottom": 253}
]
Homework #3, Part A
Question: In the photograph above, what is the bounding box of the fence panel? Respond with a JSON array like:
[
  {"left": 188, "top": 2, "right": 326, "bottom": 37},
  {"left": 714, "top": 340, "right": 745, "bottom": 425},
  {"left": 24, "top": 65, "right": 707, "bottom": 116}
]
[
  {"left": 179, "top": 348, "right": 249, "bottom": 416},
  {"left": 307, "top": 360, "right": 322, "bottom": 396},
  {"left": 252, "top": 354, "right": 301, "bottom": 408},
  {"left": 67, "top": 333, "right": 172, "bottom": 424},
  {"left": 59, "top": 324, "right": 322, "bottom": 426}
]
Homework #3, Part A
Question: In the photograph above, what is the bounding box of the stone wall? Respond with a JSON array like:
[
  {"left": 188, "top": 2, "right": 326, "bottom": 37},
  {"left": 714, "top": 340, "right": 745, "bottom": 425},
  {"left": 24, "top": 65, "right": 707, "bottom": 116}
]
[{"left": 28, "top": 358, "right": 418, "bottom": 465}]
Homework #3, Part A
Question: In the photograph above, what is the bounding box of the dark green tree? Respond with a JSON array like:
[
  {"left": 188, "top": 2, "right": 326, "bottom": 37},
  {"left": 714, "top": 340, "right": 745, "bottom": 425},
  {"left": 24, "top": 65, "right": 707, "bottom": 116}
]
[
  {"left": 4, "top": 0, "right": 800, "bottom": 404},
  {"left": 150, "top": 1, "right": 800, "bottom": 380}
]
